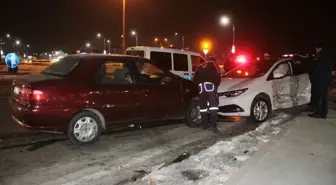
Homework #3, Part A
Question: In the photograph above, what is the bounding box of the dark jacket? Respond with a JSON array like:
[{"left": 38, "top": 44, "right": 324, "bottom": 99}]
[
  {"left": 312, "top": 49, "right": 334, "bottom": 86},
  {"left": 193, "top": 61, "right": 221, "bottom": 87}
]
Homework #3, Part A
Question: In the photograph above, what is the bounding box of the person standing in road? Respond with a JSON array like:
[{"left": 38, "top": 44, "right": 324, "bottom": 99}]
[
  {"left": 309, "top": 43, "right": 334, "bottom": 119},
  {"left": 193, "top": 57, "right": 221, "bottom": 133}
]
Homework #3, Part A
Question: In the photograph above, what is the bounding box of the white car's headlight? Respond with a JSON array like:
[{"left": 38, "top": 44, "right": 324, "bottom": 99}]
[{"left": 218, "top": 88, "right": 248, "bottom": 97}]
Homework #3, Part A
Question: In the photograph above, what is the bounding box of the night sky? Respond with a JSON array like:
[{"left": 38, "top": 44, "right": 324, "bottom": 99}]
[{"left": 1, "top": 0, "right": 335, "bottom": 56}]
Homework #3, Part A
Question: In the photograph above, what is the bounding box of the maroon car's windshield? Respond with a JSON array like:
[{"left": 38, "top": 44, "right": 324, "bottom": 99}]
[{"left": 41, "top": 56, "right": 81, "bottom": 77}]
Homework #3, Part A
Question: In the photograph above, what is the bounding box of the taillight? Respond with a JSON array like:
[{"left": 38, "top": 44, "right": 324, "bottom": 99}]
[
  {"left": 32, "top": 90, "right": 46, "bottom": 101},
  {"left": 20, "top": 88, "right": 47, "bottom": 101}
]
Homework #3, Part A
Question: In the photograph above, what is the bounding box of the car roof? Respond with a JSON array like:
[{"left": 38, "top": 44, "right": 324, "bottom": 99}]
[
  {"left": 126, "top": 46, "right": 202, "bottom": 55},
  {"left": 65, "top": 54, "right": 148, "bottom": 62}
]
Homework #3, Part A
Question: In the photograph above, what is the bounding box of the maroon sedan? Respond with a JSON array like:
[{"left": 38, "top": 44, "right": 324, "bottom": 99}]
[{"left": 9, "top": 54, "right": 201, "bottom": 144}]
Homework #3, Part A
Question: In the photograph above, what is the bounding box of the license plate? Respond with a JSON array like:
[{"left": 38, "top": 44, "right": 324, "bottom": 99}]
[{"left": 13, "top": 87, "right": 20, "bottom": 95}]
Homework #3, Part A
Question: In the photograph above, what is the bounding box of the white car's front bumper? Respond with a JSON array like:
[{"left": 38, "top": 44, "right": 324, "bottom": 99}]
[{"left": 217, "top": 92, "right": 253, "bottom": 117}]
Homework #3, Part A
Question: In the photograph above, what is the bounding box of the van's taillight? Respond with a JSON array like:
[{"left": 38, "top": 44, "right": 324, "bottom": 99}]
[{"left": 20, "top": 88, "right": 47, "bottom": 101}]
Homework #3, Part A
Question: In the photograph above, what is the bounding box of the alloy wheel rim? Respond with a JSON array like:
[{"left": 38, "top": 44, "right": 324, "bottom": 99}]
[
  {"left": 73, "top": 117, "right": 98, "bottom": 142},
  {"left": 191, "top": 106, "right": 202, "bottom": 124},
  {"left": 253, "top": 101, "right": 268, "bottom": 121}
]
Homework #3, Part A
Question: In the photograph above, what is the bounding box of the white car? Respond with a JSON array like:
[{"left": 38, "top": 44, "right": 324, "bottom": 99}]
[{"left": 217, "top": 58, "right": 311, "bottom": 122}]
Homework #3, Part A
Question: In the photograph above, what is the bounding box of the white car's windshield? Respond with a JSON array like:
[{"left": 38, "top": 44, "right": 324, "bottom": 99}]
[
  {"left": 224, "top": 60, "right": 276, "bottom": 78},
  {"left": 126, "top": 50, "right": 144, "bottom": 57}
]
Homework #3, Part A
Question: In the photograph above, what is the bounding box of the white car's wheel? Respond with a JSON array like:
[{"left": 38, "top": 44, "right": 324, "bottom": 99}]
[
  {"left": 68, "top": 111, "right": 102, "bottom": 145},
  {"left": 250, "top": 96, "right": 271, "bottom": 123}
]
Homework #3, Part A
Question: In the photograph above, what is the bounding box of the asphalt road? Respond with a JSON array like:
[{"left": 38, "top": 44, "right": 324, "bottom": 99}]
[
  {"left": 0, "top": 74, "right": 305, "bottom": 185},
  {"left": 0, "top": 118, "right": 260, "bottom": 185}
]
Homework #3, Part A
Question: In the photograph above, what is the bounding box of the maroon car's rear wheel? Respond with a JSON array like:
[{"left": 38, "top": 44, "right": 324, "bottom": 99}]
[{"left": 68, "top": 111, "right": 102, "bottom": 145}]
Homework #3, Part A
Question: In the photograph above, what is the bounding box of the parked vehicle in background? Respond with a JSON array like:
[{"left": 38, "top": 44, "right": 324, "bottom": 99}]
[
  {"left": 218, "top": 58, "right": 311, "bottom": 122},
  {"left": 125, "top": 46, "right": 206, "bottom": 80},
  {"left": 10, "top": 54, "right": 200, "bottom": 145}
]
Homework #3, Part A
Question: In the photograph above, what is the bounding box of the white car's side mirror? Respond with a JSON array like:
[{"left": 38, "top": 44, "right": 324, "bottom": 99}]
[{"left": 273, "top": 72, "right": 284, "bottom": 78}]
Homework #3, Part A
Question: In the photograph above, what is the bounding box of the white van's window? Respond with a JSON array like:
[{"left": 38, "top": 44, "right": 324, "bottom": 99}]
[
  {"left": 191, "top": 55, "right": 205, "bottom": 71},
  {"left": 126, "top": 50, "right": 144, "bottom": 57},
  {"left": 150, "top": 51, "right": 172, "bottom": 70},
  {"left": 173, "top": 53, "right": 188, "bottom": 71}
]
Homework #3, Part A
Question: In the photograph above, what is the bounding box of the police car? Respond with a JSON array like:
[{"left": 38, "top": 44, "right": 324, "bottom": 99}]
[{"left": 217, "top": 58, "right": 311, "bottom": 122}]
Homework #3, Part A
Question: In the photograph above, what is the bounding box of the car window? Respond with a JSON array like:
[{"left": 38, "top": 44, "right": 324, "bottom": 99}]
[
  {"left": 224, "top": 60, "right": 275, "bottom": 78},
  {"left": 173, "top": 53, "right": 188, "bottom": 71},
  {"left": 135, "top": 61, "right": 174, "bottom": 85},
  {"left": 291, "top": 58, "right": 312, "bottom": 75},
  {"left": 273, "top": 62, "right": 291, "bottom": 77},
  {"left": 96, "top": 61, "right": 135, "bottom": 84},
  {"left": 150, "top": 51, "right": 172, "bottom": 70},
  {"left": 41, "top": 56, "right": 80, "bottom": 77},
  {"left": 191, "top": 55, "right": 205, "bottom": 71},
  {"left": 126, "top": 50, "right": 144, "bottom": 57}
]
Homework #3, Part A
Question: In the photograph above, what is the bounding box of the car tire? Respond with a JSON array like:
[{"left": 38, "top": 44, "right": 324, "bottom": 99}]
[
  {"left": 249, "top": 95, "right": 271, "bottom": 123},
  {"left": 68, "top": 111, "right": 102, "bottom": 145},
  {"left": 185, "top": 101, "right": 202, "bottom": 128}
]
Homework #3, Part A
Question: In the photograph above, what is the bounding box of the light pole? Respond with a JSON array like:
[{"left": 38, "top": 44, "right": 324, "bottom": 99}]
[
  {"left": 131, "top": 31, "right": 138, "bottom": 46},
  {"left": 174, "top": 32, "right": 185, "bottom": 50},
  {"left": 154, "top": 37, "right": 161, "bottom": 47},
  {"left": 122, "top": 0, "right": 126, "bottom": 53},
  {"left": 107, "top": 40, "right": 111, "bottom": 54},
  {"left": 0, "top": 34, "right": 11, "bottom": 57},
  {"left": 97, "top": 33, "right": 106, "bottom": 54},
  {"left": 220, "top": 15, "right": 236, "bottom": 53},
  {"left": 26, "top": 45, "right": 30, "bottom": 55}
]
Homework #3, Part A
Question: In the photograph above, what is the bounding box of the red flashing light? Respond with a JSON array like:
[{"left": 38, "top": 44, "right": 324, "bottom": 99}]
[
  {"left": 245, "top": 72, "right": 249, "bottom": 76},
  {"left": 235, "top": 55, "right": 247, "bottom": 63},
  {"left": 237, "top": 70, "right": 242, "bottom": 74}
]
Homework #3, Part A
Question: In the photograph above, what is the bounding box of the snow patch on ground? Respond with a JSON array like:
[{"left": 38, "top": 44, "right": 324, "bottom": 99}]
[{"left": 140, "top": 113, "right": 291, "bottom": 185}]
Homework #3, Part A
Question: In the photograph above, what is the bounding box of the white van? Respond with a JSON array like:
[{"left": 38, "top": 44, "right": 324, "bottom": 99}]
[{"left": 125, "top": 46, "right": 206, "bottom": 80}]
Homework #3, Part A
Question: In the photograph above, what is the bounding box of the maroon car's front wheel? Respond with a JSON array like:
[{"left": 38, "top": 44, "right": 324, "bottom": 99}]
[
  {"left": 185, "top": 101, "right": 202, "bottom": 128},
  {"left": 68, "top": 111, "right": 103, "bottom": 145}
]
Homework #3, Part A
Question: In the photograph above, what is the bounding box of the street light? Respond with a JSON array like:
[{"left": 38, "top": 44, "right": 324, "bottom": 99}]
[
  {"left": 97, "top": 32, "right": 106, "bottom": 54},
  {"left": 154, "top": 37, "right": 161, "bottom": 47},
  {"left": 86, "top": 43, "right": 91, "bottom": 48},
  {"left": 201, "top": 41, "right": 211, "bottom": 59},
  {"left": 6, "top": 34, "right": 10, "bottom": 38},
  {"left": 220, "top": 15, "right": 236, "bottom": 54},
  {"left": 131, "top": 31, "right": 138, "bottom": 46},
  {"left": 26, "top": 45, "right": 30, "bottom": 55},
  {"left": 107, "top": 40, "right": 111, "bottom": 54},
  {"left": 164, "top": 38, "right": 168, "bottom": 42},
  {"left": 174, "top": 32, "right": 185, "bottom": 50},
  {"left": 15, "top": 40, "right": 20, "bottom": 45}
]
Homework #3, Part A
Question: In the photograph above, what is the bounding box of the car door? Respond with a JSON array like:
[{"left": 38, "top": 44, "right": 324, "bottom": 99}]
[
  {"left": 173, "top": 53, "right": 190, "bottom": 79},
  {"left": 134, "top": 60, "right": 184, "bottom": 119},
  {"left": 270, "top": 61, "right": 298, "bottom": 109},
  {"left": 93, "top": 59, "right": 149, "bottom": 127},
  {"left": 290, "top": 60, "right": 312, "bottom": 105}
]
